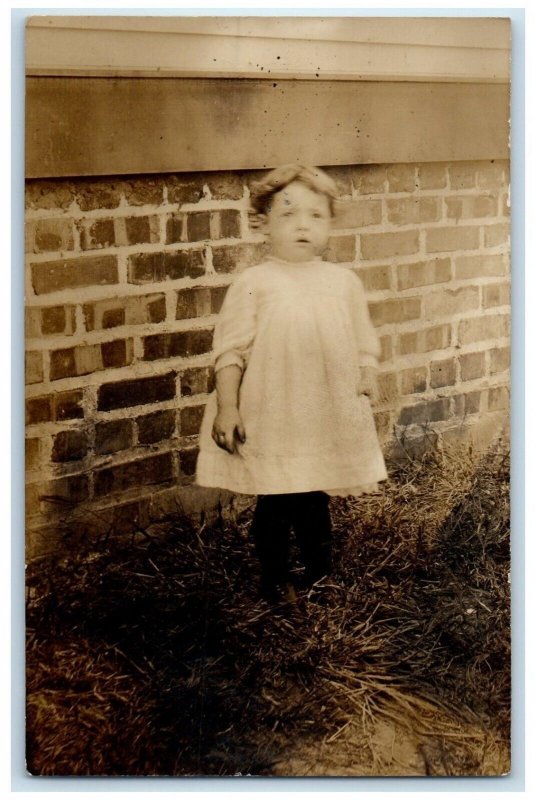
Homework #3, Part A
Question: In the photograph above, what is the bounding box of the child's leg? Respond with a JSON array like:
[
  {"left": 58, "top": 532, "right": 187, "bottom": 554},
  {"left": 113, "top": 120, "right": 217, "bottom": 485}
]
[
  {"left": 291, "top": 492, "right": 332, "bottom": 586},
  {"left": 250, "top": 494, "right": 293, "bottom": 594}
]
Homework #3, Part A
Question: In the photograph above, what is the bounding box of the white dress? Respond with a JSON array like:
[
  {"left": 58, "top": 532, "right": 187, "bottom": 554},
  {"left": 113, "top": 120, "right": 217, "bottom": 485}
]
[{"left": 196, "top": 257, "right": 387, "bottom": 496}]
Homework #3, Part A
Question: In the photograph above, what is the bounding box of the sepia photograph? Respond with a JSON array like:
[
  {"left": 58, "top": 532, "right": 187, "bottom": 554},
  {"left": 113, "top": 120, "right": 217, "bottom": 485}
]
[{"left": 24, "top": 15, "right": 511, "bottom": 777}]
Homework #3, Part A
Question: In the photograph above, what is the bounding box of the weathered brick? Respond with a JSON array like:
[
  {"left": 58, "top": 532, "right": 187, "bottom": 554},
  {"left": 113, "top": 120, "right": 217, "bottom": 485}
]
[
  {"left": 176, "top": 287, "right": 212, "bottom": 320},
  {"left": 455, "top": 254, "right": 507, "bottom": 280},
  {"left": 445, "top": 195, "right": 498, "bottom": 220},
  {"left": 423, "top": 286, "right": 479, "bottom": 319},
  {"left": 430, "top": 358, "right": 456, "bottom": 388},
  {"left": 84, "top": 294, "right": 167, "bottom": 331},
  {"left": 369, "top": 297, "right": 421, "bottom": 327},
  {"left": 457, "top": 314, "right": 510, "bottom": 345},
  {"left": 101, "top": 308, "right": 125, "bottom": 329},
  {"left": 489, "top": 347, "right": 510, "bottom": 374},
  {"left": 166, "top": 175, "right": 205, "bottom": 205},
  {"left": 31, "top": 218, "right": 74, "bottom": 253},
  {"left": 26, "top": 438, "right": 41, "bottom": 472},
  {"left": 453, "top": 391, "right": 482, "bottom": 416},
  {"left": 484, "top": 223, "right": 510, "bottom": 248},
  {"left": 377, "top": 372, "right": 398, "bottom": 403},
  {"left": 25, "top": 351, "right": 44, "bottom": 385},
  {"left": 332, "top": 199, "right": 382, "bottom": 229},
  {"left": 76, "top": 180, "right": 122, "bottom": 211},
  {"left": 488, "top": 385, "right": 509, "bottom": 411},
  {"left": 95, "top": 419, "right": 133, "bottom": 454},
  {"left": 128, "top": 250, "right": 205, "bottom": 283},
  {"left": 122, "top": 177, "right": 165, "bottom": 206},
  {"left": 41, "top": 305, "right": 76, "bottom": 336},
  {"left": 180, "top": 405, "right": 205, "bottom": 437},
  {"left": 502, "top": 193, "right": 510, "bottom": 217},
  {"left": 477, "top": 162, "right": 506, "bottom": 190},
  {"left": 101, "top": 339, "right": 133, "bottom": 369},
  {"left": 50, "top": 347, "right": 86, "bottom": 380},
  {"left": 399, "top": 398, "right": 450, "bottom": 425},
  {"left": 143, "top": 329, "right": 213, "bottom": 361},
  {"left": 25, "top": 308, "right": 41, "bottom": 339},
  {"left": 398, "top": 324, "right": 451, "bottom": 355},
  {"left": 328, "top": 236, "right": 356, "bottom": 262},
  {"left": 137, "top": 410, "right": 176, "bottom": 444},
  {"left": 41, "top": 474, "right": 90, "bottom": 504},
  {"left": 80, "top": 218, "right": 115, "bottom": 250},
  {"left": 125, "top": 216, "right": 159, "bottom": 246},
  {"left": 26, "top": 396, "right": 52, "bottom": 425},
  {"left": 387, "top": 165, "right": 417, "bottom": 193},
  {"left": 98, "top": 373, "right": 176, "bottom": 411},
  {"left": 219, "top": 209, "right": 241, "bottom": 239},
  {"left": 212, "top": 243, "right": 269, "bottom": 274},
  {"left": 32, "top": 255, "right": 118, "bottom": 295},
  {"left": 187, "top": 212, "right": 211, "bottom": 242},
  {"left": 179, "top": 447, "right": 199, "bottom": 478},
  {"left": 425, "top": 226, "right": 479, "bottom": 254},
  {"left": 448, "top": 164, "right": 477, "bottom": 190},
  {"left": 356, "top": 265, "right": 391, "bottom": 292},
  {"left": 148, "top": 296, "right": 167, "bottom": 323},
  {"left": 351, "top": 165, "right": 386, "bottom": 194},
  {"left": 459, "top": 351, "right": 486, "bottom": 381},
  {"left": 361, "top": 231, "right": 419, "bottom": 260},
  {"left": 482, "top": 282, "right": 510, "bottom": 309},
  {"left": 417, "top": 164, "right": 447, "bottom": 190},
  {"left": 26, "top": 181, "right": 76, "bottom": 211},
  {"left": 52, "top": 429, "right": 88, "bottom": 462},
  {"left": 55, "top": 390, "right": 84, "bottom": 421},
  {"left": 373, "top": 411, "right": 392, "bottom": 439},
  {"left": 379, "top": 335, "right": 392, "bottom": 363},
  {"left": 397, "top": 258, "right": 451, "bottom": 291},
  {"left": 94, "top": 452, "right": 174, "bottom": 497},
  {"left": 205, "top": 172, "right": 244, "bottom": 200},
  {"left": 400, "top": 367, "right": 427, "bottom": 395},
  {"left": 387, "top": 197, "right": 440, "bottom": 225},
  {"left": 180, "top": 367, "right": 213, "bottom": 397},
  {"left": 166, "top": 214, "right": 185, "bottom": 244},
  {"left": 211, "top": 286, "right": 228, "bottom": 314}
]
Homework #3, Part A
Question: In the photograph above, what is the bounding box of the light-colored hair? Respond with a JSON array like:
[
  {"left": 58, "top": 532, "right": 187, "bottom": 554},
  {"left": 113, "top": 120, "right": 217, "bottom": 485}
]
[{"left": 250, "top": 164, "right": 339, "bottom": 217}]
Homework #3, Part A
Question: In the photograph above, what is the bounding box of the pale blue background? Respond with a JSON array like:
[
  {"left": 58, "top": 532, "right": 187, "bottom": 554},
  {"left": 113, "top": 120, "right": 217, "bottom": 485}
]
[{"left": 12, "top": 6, "right": 525, "bottom": 792}]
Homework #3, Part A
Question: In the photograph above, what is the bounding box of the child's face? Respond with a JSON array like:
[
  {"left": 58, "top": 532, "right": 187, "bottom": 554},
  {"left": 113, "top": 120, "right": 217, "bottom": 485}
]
[{"left": 263, "top": 181, "right": 331, "bottom": 263}]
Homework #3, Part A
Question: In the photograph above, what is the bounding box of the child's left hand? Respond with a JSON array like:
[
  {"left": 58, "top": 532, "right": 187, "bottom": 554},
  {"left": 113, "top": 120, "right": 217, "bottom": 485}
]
[{"left": 359, "top": 365, "right": 378, "bottom": 404}]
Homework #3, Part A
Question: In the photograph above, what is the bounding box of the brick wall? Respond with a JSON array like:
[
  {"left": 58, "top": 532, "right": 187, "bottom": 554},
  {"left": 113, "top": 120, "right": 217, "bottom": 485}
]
[{"left": 25, "top": 161, "right": 510, "bottom": 550}]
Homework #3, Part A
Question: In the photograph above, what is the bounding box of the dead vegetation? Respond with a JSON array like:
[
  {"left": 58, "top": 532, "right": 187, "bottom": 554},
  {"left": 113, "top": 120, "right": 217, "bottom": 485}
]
[{"left": 26, "top": 437, "right": 510, "bottom": 776}]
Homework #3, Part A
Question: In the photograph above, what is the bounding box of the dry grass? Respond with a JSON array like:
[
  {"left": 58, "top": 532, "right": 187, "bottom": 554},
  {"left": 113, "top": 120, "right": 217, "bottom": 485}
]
[{"left": 26, "top": 437, "right": 510, "bottom": 776}]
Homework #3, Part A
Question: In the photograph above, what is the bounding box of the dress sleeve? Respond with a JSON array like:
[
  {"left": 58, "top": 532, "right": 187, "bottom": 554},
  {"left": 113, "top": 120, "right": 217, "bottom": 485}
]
[
  {"left": 348, "top": 272, "right": 381, "bottom": 367},
  {"left": 212, "top": 270, "right": 257, "bottom": 372}
]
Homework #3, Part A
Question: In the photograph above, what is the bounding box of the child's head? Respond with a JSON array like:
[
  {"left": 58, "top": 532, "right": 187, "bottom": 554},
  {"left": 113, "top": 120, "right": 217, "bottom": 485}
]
[{"left": 250, "top": 164, "right": 338, "bottom": 263}]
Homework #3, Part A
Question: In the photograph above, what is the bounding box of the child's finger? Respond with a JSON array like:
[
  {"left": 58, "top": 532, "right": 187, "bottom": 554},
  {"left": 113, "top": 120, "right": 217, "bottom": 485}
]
[{"left": 236, "top": 422, "right": 246, "bottom": 443}]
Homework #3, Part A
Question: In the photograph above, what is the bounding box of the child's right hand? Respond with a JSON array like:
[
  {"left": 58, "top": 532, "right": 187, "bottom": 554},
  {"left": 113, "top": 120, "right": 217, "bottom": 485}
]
[{"left": 212, "top": 407, "right": 246, "bottom": 454}]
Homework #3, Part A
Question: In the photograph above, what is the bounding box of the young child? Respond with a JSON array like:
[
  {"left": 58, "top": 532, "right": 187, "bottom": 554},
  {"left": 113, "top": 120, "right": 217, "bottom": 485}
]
[{"left": 196, "top": 164, "right": 387, "bottom": 603}]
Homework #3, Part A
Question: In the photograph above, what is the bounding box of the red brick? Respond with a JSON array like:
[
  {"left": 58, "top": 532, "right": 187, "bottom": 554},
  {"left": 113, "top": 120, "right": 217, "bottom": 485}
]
[
  {"left": 180, "top": 367, "right": 213, "bottom": 397},
  {"left": 477, "top": 162, "right": 506, "bottom": 190},
  {"left": 332, "top": 199, "right": 382, "bottom": 229},
  {"left": 80, "top": 218, "right": 115, "bottom": 250},
  {"left": 328, "top": 236, "right": 356, "bottom": 262},
  {"left": 147, "top": 296, "right": 167, "bottom": 323},
  {"left": 205, "top": 172, "right": 244, "bottom": 200},
  {"left": 423, "top": 286, "right": 479, "bottom": 318},
  {"left": 26, "top": 396, "right": 52, "bottom": 425},
  {"left": 98, "top": 373, "right": 176, "bottom": 411},
  {"left": 102, "top": 308, "right": 125, "bottom": 329},
  {"left": 219, "top": 209, "right": 241, "bottom": 239},
  {"left": 417, "top": 164, "right": 447, "bottom": 190},
  {"left": 212, "top": 243, "right": 269, "bottom": 273},
  {"left": 387, "top": 165, "right": 417, "bottom": 193},
  {"left": 49, "top": 348, "right": 76, "bottom": 380},
  {"left": 484, "top": 223, "right": 510, "bottom": 248},
  {"left": 179, "top": 447, "right": 199, "bottom": 478},
  {"left": 31, "top": 255, "right": 118, "bottom": 295},
  {"left": 31, "top": 219, "right": 74, "bottom": 253},
  {"left": 379, "top": 335, "right": 392, "bottom": 363},
  {"left": 398, "top": 324, "right": 451, "bottom": 355},
  {"left": 400, "top": 367, "right": 427, "bottom": 395},
  {"left": 187, "top": 212, "right": 211, "bottom": 242},
  {"left": 369, "top": 297, "right": 421, "bottom": 327},
  {"left": 41, "top": 474, "right": 90, "bottom": 504},
  {"left": 489, "top": 347, "right": 510, "bottom": 374},
  {"left": 397, "top": 258, "right": 451, "bottom": 291},
  {"left": 166, "top": 214, "right": 185, "bottom": 244},
  {"left": 75, "top": 180, "right": 122, "bottom": 211},
  {"left": 125, "top": 216, "right": 159, "bottom": 245},
  {"left": 25, "top": 308, "right": 41, "bottom": 339},
  {"left": 445, "top": 195, "right": 498, "bottom": 220},
  {"left": 430, "top": 358, "right": 456, "bottom": 388},
  {"left": 458, "top": 314, "right": 509, "bottom": 345},
  {"left": 399, "top": 398, "right": 450, "bottom": 425},
  {"left": 101, "top": 339, "right": 133, "bottom": 369},
  {"left": 94, "top": 452, "right": 174, "bottom": 497},
  {"left": 180, "top": 405, "right": 205, "bottom": 437},
  {"left": 128, "top": 250, "right": 205, "bottom": 283},
  {"left": 386, "top": 197, "right": 439, "bottom": 225},
  {"left": 211, "top": 286, "right": 228, "bottom": 314},
  {"left": 356, "top": 265, "right": 392, "bottom": 292},
  {"left": 143, "top": 329, "right": 213, "bottom": 361},
  {"left": 25, "top": 351, "right": 43, "bottom": 385},
  {"left": 50, "top": 341, "right": 133, "bottom": 380},
  {"left": 459, "top": 351, "right": 486, "bottom": 381},
  {"left": 95, "top": 419, "right": 133, "bottom": 454},
  {"left": 350, "top": 165, "right": 386, "bottom": 194},
  {"left": 482, "top": 282, "right": 510, "bottom": 309},
  {"left": 361, "top": 231, "right": 419, "bottom": 260},
  {"left": 25, "top": 180, "right": 75, "bottom": 211},
  {"left": 448, "top": 164, "right": 477, "bottom": 190},
  {"left": 137, "top": 410, "right": 176, "bottom": 444},
  {"left": 453, "top": 391, "right": 482, "bottom": 416},
  {"left": 166, "top": 175, "right": 204, "bottom": 205},
  {"left": 488, "top": 385, "right": 509, "bottom": 411},
  {"left": 455, "top": 254, "right": 507, "bottom": 280},
  {"left": 122, "top": 177, "right": 165, "bottom": 206},
  {"left": 377, "top": 372, "right": 398, "bottom": 403},
  {"left": 84, "top": 294, "right": 167, "bottom": 331},
  {"left": 52, "top": 429, "right": 88, "bottom": 462},
  {"left": 54, "top": 390, "right": 84, "bottom": 421},
  {"left": 26, "top": 438, "right": 41, "bottom": 472},
  {"left": 41, "top": 306, "right": 71, "bottom": 335},
  {"left": 425, "top": 226, "right": 479, "bottom": 254},
  {"left": 176, "top": 288, "right": 212, "bottom": 320}
]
